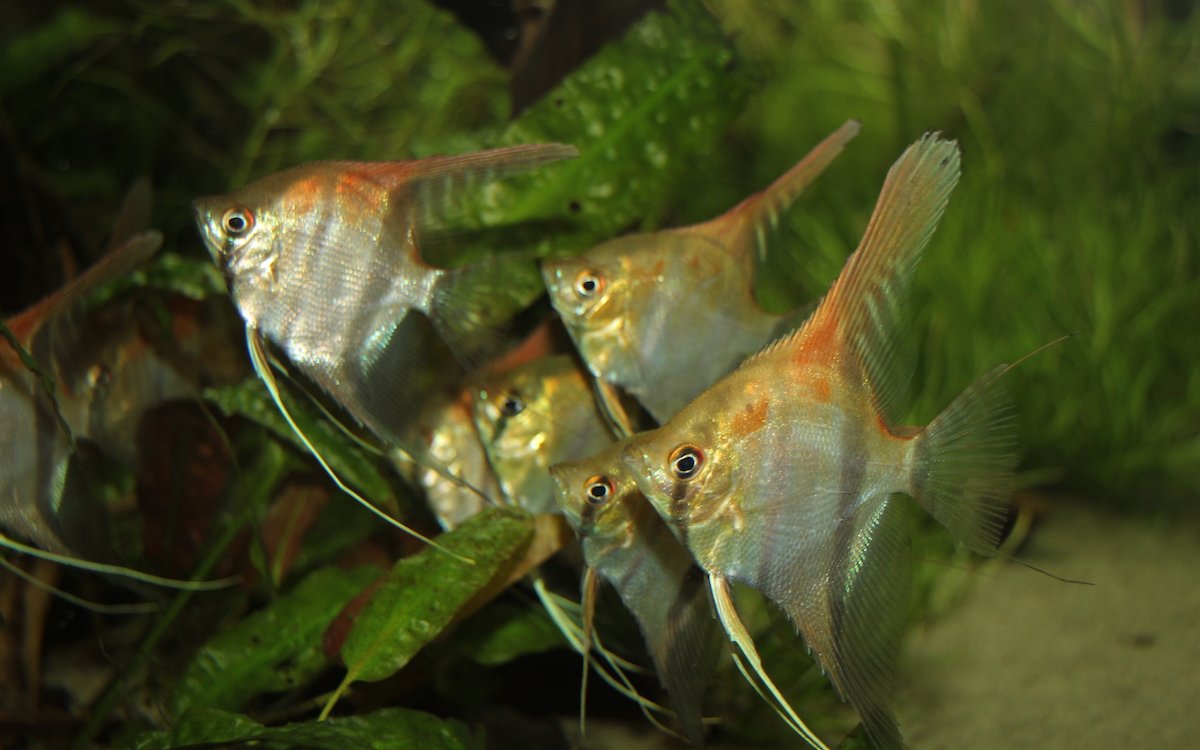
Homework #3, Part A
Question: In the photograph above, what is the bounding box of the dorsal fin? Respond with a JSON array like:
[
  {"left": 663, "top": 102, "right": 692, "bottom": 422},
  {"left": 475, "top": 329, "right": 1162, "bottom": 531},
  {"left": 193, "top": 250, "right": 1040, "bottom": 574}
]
[
  {"left": 683, "top": 120, "right": 860, "bottom": 269},
  {"left": 352, "top": 143, "right": 578, "bottom": 250},
  {"left": 762, "top": 134, "right": 961, "bottom": 424},
  {"left": 7, "top": 231, "right": 163, "bottom": 348}
]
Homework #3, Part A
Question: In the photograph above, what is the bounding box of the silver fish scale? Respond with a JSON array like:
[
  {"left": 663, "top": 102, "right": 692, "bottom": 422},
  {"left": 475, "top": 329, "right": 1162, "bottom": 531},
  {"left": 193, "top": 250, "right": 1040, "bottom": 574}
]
[{"left": 239, "top": 198, "right": 439, "bottom": 374}]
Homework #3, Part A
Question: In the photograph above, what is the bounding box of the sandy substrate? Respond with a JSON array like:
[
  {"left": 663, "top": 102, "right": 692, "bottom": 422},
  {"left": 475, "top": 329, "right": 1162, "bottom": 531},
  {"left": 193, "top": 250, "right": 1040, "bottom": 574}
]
[{"left": 896, "top": 499, "right": 1200, "bottom": 749}]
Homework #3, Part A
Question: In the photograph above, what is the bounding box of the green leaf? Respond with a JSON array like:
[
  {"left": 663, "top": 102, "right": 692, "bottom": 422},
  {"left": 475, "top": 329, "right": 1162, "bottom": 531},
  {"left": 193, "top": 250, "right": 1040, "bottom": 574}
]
[
  {"left": 169, "top": 564, "right": 382, "bottom": 717},
  {"left": 337, "top": 508, "right": 533, "bottom": 686},
  {"left": 204, "top": 379, "right": 398, "bottom": 511},
  {"left": 417, "top": 0, "right": 749, "bottom": 259},
  {"left": 443, "top": 600, "right": 566, "bottom": 667},
  {"left": 493, "top": 0, "right": 749, "bottom": 240},
  {"left": 131, "top": 707, "right": 483, "bottom": 750}
]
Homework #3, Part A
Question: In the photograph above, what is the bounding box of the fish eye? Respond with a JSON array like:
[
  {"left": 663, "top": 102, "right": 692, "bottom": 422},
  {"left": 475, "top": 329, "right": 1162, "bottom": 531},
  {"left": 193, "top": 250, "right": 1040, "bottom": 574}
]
[
  {"left": 669, "top": 444, "right": 704, "bottom": 480},
  {"left": 584, "top": 475, "right": 614, "bottom": 505},
  {"left": 500, "top": 392, "right": 525, "bottom": 417},
  {"left": 573, "top": 269, "right": 604, "bottom": 298},
  {"left": 221, "top": 207, "right": 254, "bottom": 236}
]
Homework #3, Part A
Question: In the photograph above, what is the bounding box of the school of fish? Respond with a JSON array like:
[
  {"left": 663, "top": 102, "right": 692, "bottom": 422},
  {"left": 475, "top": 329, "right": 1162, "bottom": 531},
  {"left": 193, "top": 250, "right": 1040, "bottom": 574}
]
[{"left": 1, "top": 123, "right": 1030, "bottom": 749}]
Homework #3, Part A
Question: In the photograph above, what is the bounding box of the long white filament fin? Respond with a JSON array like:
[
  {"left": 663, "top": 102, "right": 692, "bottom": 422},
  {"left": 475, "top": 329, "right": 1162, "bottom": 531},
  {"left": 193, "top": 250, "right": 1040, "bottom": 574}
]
[
  {"left": 245, "top": 327, "right": 474, "bottom": 565},
  {"left": 0, "top": 556, "right": 158, "bottom": 614},
  {"left": 710, "top": 575, "right": 830, "bottom": 750},
  {"left": 579, "top": 566, "right": 599, "bottom": 738},
  {"left": 533, "top": 578, "right": 678, "bottom": 732},
  {"left": 0, "top": 533, "right": 236, "bottom": 591}
]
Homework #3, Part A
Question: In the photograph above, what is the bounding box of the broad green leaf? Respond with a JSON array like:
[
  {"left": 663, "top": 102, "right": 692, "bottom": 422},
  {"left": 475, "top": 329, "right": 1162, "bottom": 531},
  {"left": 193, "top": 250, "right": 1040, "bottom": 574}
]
[
  {"left": 169, "top": 564, "right": 382, "bottom": 717},
  {"left": 417, "top": 0, "right": 749, "bottom": 258},
  {"left": 443, "top": 600, "right": 566, "bottom": 667},
  {"left": 204, "top": 379, "right": 398, "bottom": 511},
  {"left": 493, "top": 0, "right": 750, "bottom": 242},
  {"left": 337, "top": 508, "right": 533, "bottom": 685},
  {"left": 132, "top": 707, "right": 482, "bottom": 750}
]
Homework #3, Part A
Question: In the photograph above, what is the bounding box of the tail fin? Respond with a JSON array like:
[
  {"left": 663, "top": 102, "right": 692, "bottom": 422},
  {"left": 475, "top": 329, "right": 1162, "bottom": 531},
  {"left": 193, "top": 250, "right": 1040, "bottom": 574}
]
[{"left": 911, "top": 365, "right": 1018, "bottom": 555}]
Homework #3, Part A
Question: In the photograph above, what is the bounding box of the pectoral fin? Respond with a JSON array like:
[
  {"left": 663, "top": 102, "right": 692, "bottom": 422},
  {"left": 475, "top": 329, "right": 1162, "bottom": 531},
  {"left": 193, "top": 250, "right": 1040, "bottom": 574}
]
[
  {"left": 245, "top": 326, "right": 473, "bottom": 563},
  {"left": 710, "top": 574, "right": 830, "bottom": 750}
]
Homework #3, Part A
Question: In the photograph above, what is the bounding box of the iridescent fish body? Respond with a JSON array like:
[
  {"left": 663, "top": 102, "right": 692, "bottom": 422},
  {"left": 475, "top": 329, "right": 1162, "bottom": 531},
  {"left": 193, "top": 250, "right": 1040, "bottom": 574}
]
[
  {"left": 543, "top": 122, "right": 859, "bottom": 423},
  {"left": 193, "top": 144, "right": 577, "bottom": 467},
  {"left": 1, "top": 232, "right": 166, "bottom": 553},
  {"left": 620, "top": 135, "right": 1018, "bottom": 750},
  {"left": 551, "top": 442, "right": 720, "bottom": 745},
  {"left": 403, "top": 390, "right": 498, "bottom": 530},
  {"left": 473, "top": 354, "right": 611, "bottom": 514}
]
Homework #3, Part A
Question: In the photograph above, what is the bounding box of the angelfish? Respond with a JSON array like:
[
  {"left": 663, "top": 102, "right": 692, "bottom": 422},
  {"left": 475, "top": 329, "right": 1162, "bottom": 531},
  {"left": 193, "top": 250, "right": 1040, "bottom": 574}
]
[
  {"left": 472, "top": 354, "right": 612, "bottom": 514},
  {"left": 551, "top": 442, "right": 720, "bottom": 746},
  {"left": 402, "top": 389, "right": 499, "bottom": 530},
  {"left": 1, "top": 231, "right": 165, "bottom": 554},
  {"left": 543, "top": 121, "right": 859, "bottom": 424},
  {"left": 620, "top": 135, "right": 1018, "bottom": 750},
  {"left": 193, "top": 144, "right": 577, "bottom": 548}
]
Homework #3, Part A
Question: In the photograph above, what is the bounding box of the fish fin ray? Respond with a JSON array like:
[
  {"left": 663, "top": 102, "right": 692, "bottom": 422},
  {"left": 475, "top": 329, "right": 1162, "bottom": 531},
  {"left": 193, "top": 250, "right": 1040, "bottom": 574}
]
[
  {"left": 579, "top": 566, "right": 600, "bottom": 738},
  {"left": 710, "top": 575, "right": 831, "bottom": 749},
  {"left": 356, "top": 143, "right": 577, "bottom": 249},
  {"left": 827, "top": 133, "right": 959, "bottom": 424},
  {"left": 826, "top": 499, "right": 911, "bottom": 750},
  {"left": 359, "top": 143, "right": 577, "bottom": 196},
  {"left": 246, "top": 326, "right": 473, "bottom": 563},
  {"left": 726, "top": 488, "right": 908, "bottom": 749},
  {"left": 912, "top": 364, "right": 1018, "bottom": 555},
  {"left": 17, "top": 232, "right": 163, "bottom": 369},
  {"left": 748, "top": 120, "right": 859, "bottom": 267},
  {"left": 688, "top": 121, "right": 858, "bottom": 270},
  {"left": 534, "top": 576, "right": 679, "bottom": 731},
  {"left": 429, "top": 254, "right": 543, "bottom": 370},
  {"left": 599, "top": 519, "right": 720, "bottom": 745},
  {"left": 754, "top": 135, "right": 960, "bottom": 424},
  {"left": 652, "top": 564, "right": 721, "bottom": 745}
]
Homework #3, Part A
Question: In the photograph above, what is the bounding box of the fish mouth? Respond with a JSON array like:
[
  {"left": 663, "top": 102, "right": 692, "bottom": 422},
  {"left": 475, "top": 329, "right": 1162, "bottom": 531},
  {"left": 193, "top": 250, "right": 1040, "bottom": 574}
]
[
  {"left": 539, "top": 260, "right": 564, "bottom": 298},
  {"left": 190, "top": 198, "right": 224, "bottom": 264},
  {"left": 546, "top": 463, "right": 576, "bottom": 517}
]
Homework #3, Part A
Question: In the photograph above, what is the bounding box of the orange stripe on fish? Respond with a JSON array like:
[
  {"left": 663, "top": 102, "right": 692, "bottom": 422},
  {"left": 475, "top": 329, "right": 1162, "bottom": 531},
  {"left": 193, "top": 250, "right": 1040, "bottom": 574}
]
[{"left": 730, "top": 396, "right": 770, "bottom": 437}]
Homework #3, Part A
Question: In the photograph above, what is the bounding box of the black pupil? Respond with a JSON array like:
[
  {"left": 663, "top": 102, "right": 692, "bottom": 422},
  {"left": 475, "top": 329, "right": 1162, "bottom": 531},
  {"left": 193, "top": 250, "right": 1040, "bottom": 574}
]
[
  {"left": 580, "top": 277, "right": 596, "bottom": 293},
  {"left": 226, "top": 213, "right": 246, "bottom": 232},
  {"left": 587, "top": 483, "right": 608, "bottom": 501},
  {"left": 675, "top": 453, "right": 696, "bottom": 475},
  {"left": 502, "top": 396, "right": 524, "bottom": 416}
]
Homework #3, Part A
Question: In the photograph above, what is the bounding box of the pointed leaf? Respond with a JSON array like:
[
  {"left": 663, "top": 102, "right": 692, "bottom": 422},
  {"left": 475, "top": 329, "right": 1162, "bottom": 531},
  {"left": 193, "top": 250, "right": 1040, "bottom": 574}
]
[
  {"left": 417, "top": 0, "right": 750, "bottom": 258},
  {"left": 494, "top": 0, "right": 749, "bottom": 232},
  {"left": 338, "top": 508, "right": 533, "bottom": 684},
  {"left": 169, "top": 564, "right": 383, "bottom": 717}
]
